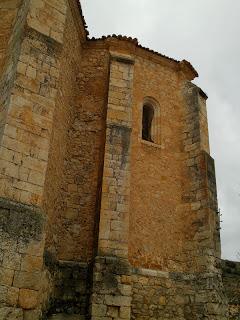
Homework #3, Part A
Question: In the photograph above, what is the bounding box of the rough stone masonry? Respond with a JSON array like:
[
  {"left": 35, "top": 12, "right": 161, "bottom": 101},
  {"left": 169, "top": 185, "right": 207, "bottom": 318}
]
[{"left": 0, "top": 0, "right": 239, "bottom": 319}]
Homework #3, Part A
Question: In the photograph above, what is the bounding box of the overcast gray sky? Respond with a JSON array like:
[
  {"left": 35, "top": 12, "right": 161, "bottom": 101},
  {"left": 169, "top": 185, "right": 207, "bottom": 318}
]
[{"left": 81, "top": 0, "right": 240, "bottom": 261}]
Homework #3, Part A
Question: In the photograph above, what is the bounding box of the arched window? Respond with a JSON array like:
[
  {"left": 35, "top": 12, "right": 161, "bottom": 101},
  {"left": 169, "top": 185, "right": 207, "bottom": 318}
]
[
  {"left": 141, "top": 97, "right": 161, "bottom": 145},
  {"left": 142, "top": 104, "right": 154, "bottom": 142}
]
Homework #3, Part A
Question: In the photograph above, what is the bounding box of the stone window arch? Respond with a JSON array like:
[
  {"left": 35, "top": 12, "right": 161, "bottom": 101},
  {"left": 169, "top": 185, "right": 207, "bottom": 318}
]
[{"left": 141, "top": 97, "right": 161, "bottom": 144}]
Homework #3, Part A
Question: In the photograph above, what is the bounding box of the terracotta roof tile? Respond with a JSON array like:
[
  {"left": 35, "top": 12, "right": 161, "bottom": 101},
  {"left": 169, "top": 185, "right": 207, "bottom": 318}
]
[
  {"left": 88, "top": 35, "right": 178, "bottom": 62},
  {"left": 87, "top": 34, "right": 198, "bottom": 78},
  {"left": 90, "top": 34, "right": 139, "bottom": 45}
]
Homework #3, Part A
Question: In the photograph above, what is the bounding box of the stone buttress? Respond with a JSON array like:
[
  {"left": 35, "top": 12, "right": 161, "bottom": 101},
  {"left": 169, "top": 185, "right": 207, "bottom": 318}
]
[
  {"left": 0, "top": 0, "right": 69, "bottom": 318},
  {"left": 90, "top": 53, "right": 134, "bottom": 320}
]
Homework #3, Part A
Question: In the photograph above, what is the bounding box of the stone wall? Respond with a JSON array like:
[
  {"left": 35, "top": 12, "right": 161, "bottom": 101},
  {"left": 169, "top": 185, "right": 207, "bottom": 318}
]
[
  {"left": 0, "top": 0, "right": 66, "bottom": 206},
  {"left": 129, "top": 53, "right": 189, "bottom": 270},
  {"left": 222, "top": 260, "right": 240, "bottom": 320},
  {"left": 91, "top": 256, "right": 132, "bottom": 320},
  {"left": 131, "top": 267, "right": 227, "bottom": 320},
  {"left": 41, "top": 0, "right": 110, "bottom": 264},
  {"left": 0, "top": 0, "right": 21, "bottom": 75},
  {"left": 0, "top": 0, "right": 71, "bottom": 318},
  {"left": 42, "top": 0, "right": 88, "bottom": 261},
  {"left": 128, "top": 50, "right": 220, "bottom": 273},
  {"left": 42, "top": 255, "right": 90, "bottom": 319},
  {"left": 0, "top": 1, "right": 237, "bottom": 319},
  {"left": 87, "top": 40, "right": 227, "bottom": 319},
  {"left": 0, "top": 197, "right": 45, "bottom": 319},
  {"left": 0, "top": 0, "right": 108, "bottom": 317},
  {"left": 0, "top": 0, "right": 29, "bottom": 144},
  {"left": 45, "top": 45, "right": 110, "bottom": 262}
]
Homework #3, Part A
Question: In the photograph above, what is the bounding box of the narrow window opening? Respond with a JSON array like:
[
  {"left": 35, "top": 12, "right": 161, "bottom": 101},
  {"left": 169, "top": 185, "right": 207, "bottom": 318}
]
[{"left": 142, "top": 104, "right": 154, "bottom": 142}]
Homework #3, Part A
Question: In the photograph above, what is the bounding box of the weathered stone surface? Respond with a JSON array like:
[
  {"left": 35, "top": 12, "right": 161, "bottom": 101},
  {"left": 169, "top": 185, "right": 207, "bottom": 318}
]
[
  {"left": 90, "top": 256, "right": 132, "bottom": 320},
  {"left": 97, "top": 53, "right": 134, "bottom": 264},
  {"left": 0, "top": 267, "right": 14, "bottom": 286},
  {"left": 0, "top": 1, "right": 237, "bottom": 320},
  {"left": 92, "top": 304, "right": 107, "bottom": 317},
  {"left": 43, "top": 3, "right": 109, "bottom": 264},
  {"left": 0, "top": 197, "right": 46, "bottom": 317},
  {"left": 222, "top": 260, "right": 240, "bottom": 319},
  {"left": 131, "top": 268, "right": 228, "bottom": 320},
  {"left": 13, "top": 271, "right": 42, "bottom": 290},
  {"left": 19, "top": 289, "right": 38, "bottom": 309},
  {"left": 23, "top": 309, "right": 41, "bottom": 320},
  {"left": 43, "top": 257, "right": 90, "bottom": 318},
  {"left": 0, "top": 307, "right": 23, "bottom": 320},
  {"left": 21, "top": 255, "right": 43, "bottom": 272},
  {"left": 48, "top": 314, "right": 85, "bottom": 320},
  {"left": 0, "top": 198, "right": 45, "bottom": 243}
]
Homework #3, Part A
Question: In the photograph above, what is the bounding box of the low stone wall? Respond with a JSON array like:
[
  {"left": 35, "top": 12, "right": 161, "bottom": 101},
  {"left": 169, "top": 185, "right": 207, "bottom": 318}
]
[
  {"left": 222, "top": 260, "right": 240, "bottom": 320},
  {"left": 131, "top": 267, "right": 227, "bottom": 320}
]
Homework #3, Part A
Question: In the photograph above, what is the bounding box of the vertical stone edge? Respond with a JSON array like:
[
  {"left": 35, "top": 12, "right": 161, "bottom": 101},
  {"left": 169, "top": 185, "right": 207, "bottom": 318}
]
[
  {"left": 90, "top": 53, "right": 135, "bottom": 320},
  {"left": 0, "top": 0, "right": 68, "bottom": 206},
  {"left": 182, "top": 82, "right": 228, "bottom": 318},
  {"left": 0, "top": 1, "right": 69, "bottom": 319},
  {"left": 182, "top": 82, "right": 217, "bottom": 270},
  {"left": 0, "top": 0, "right": 30, "bottom": 145}
]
